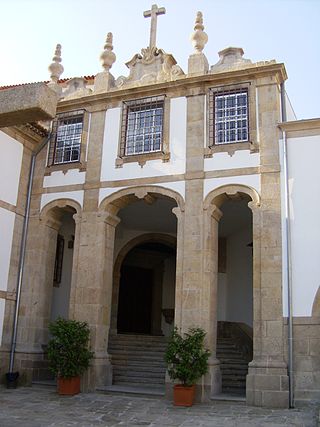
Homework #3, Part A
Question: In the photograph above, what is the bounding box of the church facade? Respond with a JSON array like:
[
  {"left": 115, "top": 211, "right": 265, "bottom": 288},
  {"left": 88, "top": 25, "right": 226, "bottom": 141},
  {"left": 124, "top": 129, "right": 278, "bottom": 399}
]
[{"left": 0, "top": 6, "right": 319, "bottom": 408}]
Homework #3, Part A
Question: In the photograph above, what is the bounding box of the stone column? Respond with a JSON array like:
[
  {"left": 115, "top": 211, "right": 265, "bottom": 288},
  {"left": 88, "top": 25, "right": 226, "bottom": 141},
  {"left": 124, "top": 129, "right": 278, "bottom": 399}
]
[
  {"left": 12, "top": 215, "right": 61, "bottom": 381},
  {"left": 203, "top": 205, "right": 223, "bottom": 397},
  {"left": 246, "top": 79, "right": 289, "bottom": 408},
  {"left": 175, "top": 91, "right": 220, "bottom": 401},
  {"left": 72, "top": 211, "right": 120, "bottom": 390}
]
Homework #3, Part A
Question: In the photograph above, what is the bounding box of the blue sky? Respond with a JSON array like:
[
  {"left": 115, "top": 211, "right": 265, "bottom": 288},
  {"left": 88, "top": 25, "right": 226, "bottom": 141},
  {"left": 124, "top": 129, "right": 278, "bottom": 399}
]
[{"left": 1, "top": 0, "right": 319, "bottom": 119}]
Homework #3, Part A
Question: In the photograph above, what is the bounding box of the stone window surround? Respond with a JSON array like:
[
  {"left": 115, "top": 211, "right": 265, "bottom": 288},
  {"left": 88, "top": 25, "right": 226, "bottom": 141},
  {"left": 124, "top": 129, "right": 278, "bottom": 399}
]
[
  {"left": 205, "top": 82, "right": 259, "bottom": 158},
  {"left": 115, "top": 95, "right": 171, "bottom": 168},
  {"left": 45, "top": 109, "right": 90, "bottom": 175}
]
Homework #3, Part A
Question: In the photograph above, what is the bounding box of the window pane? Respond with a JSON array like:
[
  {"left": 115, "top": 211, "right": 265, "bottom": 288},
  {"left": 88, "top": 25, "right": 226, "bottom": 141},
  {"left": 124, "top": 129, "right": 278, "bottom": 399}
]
[
  {"left": 124, "top": 99, "right": 164, "bottom": 155},
  {"left": 214, "top": 90, "right": 248, "bottom": 145}
]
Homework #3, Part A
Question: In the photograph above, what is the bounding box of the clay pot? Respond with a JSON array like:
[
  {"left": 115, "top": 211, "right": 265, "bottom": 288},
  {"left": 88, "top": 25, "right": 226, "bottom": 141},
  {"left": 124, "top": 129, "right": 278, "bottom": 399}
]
[
  {"left": 57, "top": 376, "right": 80, "bottom": 395},
  {"left": 173, "top": 384, "right": 195, "bottom": 407}
]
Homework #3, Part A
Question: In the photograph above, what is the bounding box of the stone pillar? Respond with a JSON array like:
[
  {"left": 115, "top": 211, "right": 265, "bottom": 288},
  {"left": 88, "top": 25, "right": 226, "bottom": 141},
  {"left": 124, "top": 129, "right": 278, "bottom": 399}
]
[
  {"left": 11, "top": 215, "right": 61, "bottom": 381},
  {"left": 203, "top": 205, "right": 223, "bottom": 397},
  {"left": 73, "top": 211, "right": 120, "bottom": 390},
  {"left": 246, "top": 79, "right": 289, "bottom": 408},
  {"left": 173, "top": 91, "right": 220, "bottom": 401}
]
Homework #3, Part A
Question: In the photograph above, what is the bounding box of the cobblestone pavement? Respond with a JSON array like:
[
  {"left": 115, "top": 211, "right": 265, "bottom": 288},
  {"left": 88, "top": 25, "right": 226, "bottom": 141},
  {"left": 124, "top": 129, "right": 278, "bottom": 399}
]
[{"left": 0, "top": 386, "right": 318, "bottom": 427}]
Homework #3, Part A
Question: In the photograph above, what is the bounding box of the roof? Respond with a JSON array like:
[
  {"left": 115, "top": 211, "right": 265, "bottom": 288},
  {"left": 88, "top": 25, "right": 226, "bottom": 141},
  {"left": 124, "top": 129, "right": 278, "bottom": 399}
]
[{"left": 0, "top": 76, "right": 95, "bottom": 91}]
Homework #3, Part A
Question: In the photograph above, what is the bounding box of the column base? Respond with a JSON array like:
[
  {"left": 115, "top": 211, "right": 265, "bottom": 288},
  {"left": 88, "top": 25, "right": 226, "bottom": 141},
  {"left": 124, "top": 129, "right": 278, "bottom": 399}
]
[
  {"left": 81, "top": 353, "right": 113, "bottom": 392},
  {"left": 246, "top": 358, "right": 289, "bottom": 408}
]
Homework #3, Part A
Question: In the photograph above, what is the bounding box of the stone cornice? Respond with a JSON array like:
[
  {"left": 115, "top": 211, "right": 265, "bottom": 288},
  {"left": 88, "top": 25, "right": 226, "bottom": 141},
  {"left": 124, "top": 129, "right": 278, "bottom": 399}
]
[
  {"left": 1, "top": 125, "right": 45, "bottom": 149},
  {"left": 279, "top": 118, "right": 320, "bottom": 133},
  {"left": 57, "top": 63, "right": 287, "bottom": 111}
]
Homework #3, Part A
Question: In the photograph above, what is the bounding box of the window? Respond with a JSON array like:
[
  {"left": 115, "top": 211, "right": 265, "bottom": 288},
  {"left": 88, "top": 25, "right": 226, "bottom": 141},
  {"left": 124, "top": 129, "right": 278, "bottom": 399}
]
[
  {"left": 48, "top": 110, "right": 84, "bottom": 166},
  {"left": 120, "top": 96, "right": 164, "bottom": 157},
  {"left": 53, "top": 234, "right": 64, "bottom": 287},
  {"left": 209, "top": 89, "right": 249, "bottom": 146}
]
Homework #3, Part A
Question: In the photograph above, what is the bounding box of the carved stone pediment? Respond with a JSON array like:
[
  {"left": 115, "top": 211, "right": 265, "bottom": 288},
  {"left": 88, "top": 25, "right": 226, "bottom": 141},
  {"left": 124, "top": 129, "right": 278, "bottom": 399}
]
[
  {"left": 115, "top": 46, "right": 184, "bottom": 88},
  {"left": 62, "top": 77, "right": 92, "bottom": 100},
  {"left": 211, "top": 47, "right": 252, "bottom": 73}
]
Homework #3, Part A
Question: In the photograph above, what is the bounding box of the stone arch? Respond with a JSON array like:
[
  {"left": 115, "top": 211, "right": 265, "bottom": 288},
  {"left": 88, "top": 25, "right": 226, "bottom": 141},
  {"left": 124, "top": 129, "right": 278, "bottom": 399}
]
[
  {"left": 202, "top": 183, "right": 261, "bottom": 395},
  {"left": 312, "top": 286, "right": 320, "bottom": 317},
  {"left": 204, "top": 183, "right": 260, "bottom": 210},
  {"left": 40, "top": 198, "right": 82, "bottom": 226},
  {"left": 111, "top": 233, "right": 177, "bottom": 333},
  {"left": 99, "top": 185, "right": 185, "bottom": 215}
]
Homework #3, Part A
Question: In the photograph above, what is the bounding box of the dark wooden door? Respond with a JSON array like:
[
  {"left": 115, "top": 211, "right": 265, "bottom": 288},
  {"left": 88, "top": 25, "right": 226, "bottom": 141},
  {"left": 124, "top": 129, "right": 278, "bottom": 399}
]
[{"left": 117, "top": 265, "right": 153, "bottom": 334}]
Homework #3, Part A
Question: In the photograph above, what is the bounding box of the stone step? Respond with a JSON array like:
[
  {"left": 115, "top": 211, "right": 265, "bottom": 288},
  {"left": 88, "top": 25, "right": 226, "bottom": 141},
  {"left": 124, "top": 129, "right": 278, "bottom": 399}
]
[
  {"left": 114, "top": 375, "right": 165, "bottom": 385},
  {"left": 113, "top": 371, "right": 165, "bottom": 381},
  {"left": 109, "top": 349, "right": 166, "bottom": 358},
  {"left": 113, "top": 365, "right": 166, "bottom": 374},
  {"left": 111, "top": 358, "right": 166, "bottom": 367}
]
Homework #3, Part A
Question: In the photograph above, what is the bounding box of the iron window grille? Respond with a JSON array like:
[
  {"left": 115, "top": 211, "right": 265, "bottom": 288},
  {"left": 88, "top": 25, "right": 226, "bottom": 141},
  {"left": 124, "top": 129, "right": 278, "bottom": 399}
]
[
  {"left": 48, "top": 110, "right": 84, "bottom": 166},
  {"left": 120, "top": 96, "right": 165, "bottom": 156},
  {"left": 209, "top": 89, "right": 249, "bottom": 145}
]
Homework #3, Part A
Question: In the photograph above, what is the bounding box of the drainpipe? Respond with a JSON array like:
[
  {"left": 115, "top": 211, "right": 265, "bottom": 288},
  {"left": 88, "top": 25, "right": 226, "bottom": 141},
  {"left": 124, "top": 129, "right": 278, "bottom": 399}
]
[
  {"left": 8, "top": 133, "right": 50, "bottom": 375},
  {"left": 280, "top": 82, "right": 294, "bottom": 408}
]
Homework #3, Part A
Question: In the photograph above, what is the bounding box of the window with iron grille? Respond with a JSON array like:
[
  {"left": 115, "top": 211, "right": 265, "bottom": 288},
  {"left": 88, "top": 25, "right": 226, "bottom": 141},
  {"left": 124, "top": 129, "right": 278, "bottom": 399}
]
[
  {"left": 209, "top": 89, "right": 249, "bottom": 145},
  {"left": 48, "top": 110, "right": 84, "bottom": 166},
  {"left": 120, "top": 96, "right": 164, "bottom": 156}
]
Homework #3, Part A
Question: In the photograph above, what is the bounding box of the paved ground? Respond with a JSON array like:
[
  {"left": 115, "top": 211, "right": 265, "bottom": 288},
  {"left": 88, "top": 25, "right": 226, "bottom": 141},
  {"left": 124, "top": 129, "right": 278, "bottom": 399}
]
[{"left": 0, "top": 385, "right": 318, "bottom": 427}]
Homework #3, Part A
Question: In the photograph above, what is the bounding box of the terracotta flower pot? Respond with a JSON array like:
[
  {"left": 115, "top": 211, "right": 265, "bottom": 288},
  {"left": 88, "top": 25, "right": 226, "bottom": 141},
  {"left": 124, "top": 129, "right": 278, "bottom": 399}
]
[
  {"left": 57, "top": 376, "right": 81, "bottom": 395},
  {"left": 173, "top": 384, "right": 195, "bottom": 406}
]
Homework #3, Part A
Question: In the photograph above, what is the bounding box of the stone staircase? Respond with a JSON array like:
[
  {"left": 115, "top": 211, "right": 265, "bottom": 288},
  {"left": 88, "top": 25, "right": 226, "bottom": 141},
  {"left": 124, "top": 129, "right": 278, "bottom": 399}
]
[
  {"left": 108, "top": 333, "right": 249, "bottom": 395},
  {"left": 217, "top": 337, "right": 249, "bottom": 395},
  {"left": 108, "top": 334, "right": 168, "bottom": 387}
]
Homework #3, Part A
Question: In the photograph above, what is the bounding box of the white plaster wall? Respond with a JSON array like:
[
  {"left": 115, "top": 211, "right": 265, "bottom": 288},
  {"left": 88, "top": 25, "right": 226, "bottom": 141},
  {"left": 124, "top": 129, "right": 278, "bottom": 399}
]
[
  {"left": 0, "top": 131, "right": 23, "bottom": 206},
  {"left": 225, "top": 227, "right": 253, "bottom": 327},
  {"left": 282, "top": 134, "right": 320, "bottom": 316},
  {"left": 0, "top": 299, "right": 5, "bottom": 345},
  {"left": 40, "top": 191, "right": 84, "bottom": 211},
  {"left": 100, "top": 97, "right": 187, "bottom": 182},
  {"left": 50, "top": 215, "right": 75, "bottom": 321},
  {"left": 204, "top": 150, "right": 259, "bottom": 172},
  {"left": 0, "top": 208, "right": 16, "bottom": 292},
  {"left": 43, "top": 169, "right": 86, "bottom": 187},
  {"left": 285, "top": 93, "right": 297, "bottom": 122},
  {"left": 217, "top": 273, "right": 227, "bottom": 321},
  {"left": 99, "top": 181, "right": 185, "bottom": 207},
  {"left": 204, "top": 174, "right": 260, "bottom": 199}
]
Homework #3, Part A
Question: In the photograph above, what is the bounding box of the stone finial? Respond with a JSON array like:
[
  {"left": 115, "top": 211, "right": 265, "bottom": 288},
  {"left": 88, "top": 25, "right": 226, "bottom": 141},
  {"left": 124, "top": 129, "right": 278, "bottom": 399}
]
[
  {"left": 100, "top": 32, "right": 116, "bottom": 71},
  {"left": 190, "top": 11, "right": 208, "bottom": 53},
  {"left": 48, "top": 44, "right": 64, "bottom": 84}
]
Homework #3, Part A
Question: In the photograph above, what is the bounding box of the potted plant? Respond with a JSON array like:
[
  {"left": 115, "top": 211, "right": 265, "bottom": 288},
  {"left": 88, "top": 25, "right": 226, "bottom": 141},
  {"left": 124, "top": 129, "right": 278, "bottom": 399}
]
[
  {"left": 165, "top": 327, "right": 210, "bottom": 406},
  {"left": 47, "top": 317, "right": 94, "bottom": 395}
]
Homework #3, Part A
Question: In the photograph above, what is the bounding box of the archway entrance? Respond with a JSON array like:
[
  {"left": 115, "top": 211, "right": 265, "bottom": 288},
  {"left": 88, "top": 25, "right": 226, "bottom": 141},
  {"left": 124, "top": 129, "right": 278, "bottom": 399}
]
[
  {"left": 217, "top": 196, "right": 253, "bottom": 395},
  {"left": 103, "top": 188, "right": 180, "bottom": 390},
  {"left": 50, "top": 209, "right": 76, "bottom": 322},
  {"left": 117, "top": 242, "right": 176, "bottom": 335}
]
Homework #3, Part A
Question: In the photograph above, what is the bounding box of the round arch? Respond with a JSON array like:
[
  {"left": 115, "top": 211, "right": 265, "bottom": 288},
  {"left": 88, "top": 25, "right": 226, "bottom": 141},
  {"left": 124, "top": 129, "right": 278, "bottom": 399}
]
[
  {"left": 110, "top": 233, "right": 177, "bottom": 333},
  {"left": 40, "top": 198, "right": 82, "bottom": 224},
  {"left": 204, "top": 184, "right": 260, "bottom": 210},
  {"left": 99, "top": 185, "right": 185, "bottom": 215}
]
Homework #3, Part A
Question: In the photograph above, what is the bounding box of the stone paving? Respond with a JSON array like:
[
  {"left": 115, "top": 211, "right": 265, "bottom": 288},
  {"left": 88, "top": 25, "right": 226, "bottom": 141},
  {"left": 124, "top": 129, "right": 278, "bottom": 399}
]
[{"left": 0, "top": 386, "right": 318, "bottom": 427}]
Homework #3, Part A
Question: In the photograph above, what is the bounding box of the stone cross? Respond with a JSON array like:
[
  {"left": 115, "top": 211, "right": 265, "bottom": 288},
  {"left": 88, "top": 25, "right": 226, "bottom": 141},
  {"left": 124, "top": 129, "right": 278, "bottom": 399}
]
[{"left": 143, "top": 4, "right": 166, "bottom": 49}]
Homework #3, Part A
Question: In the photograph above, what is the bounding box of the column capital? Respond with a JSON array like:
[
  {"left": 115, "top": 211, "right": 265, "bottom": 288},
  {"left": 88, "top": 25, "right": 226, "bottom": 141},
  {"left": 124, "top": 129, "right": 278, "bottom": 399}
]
[
  {"left": 204, "top": 204, "right": 223, "bottom": 222},
  {"left": 97, "top": 211, "right": 121, "bottom": 227},
  {"left": 172, "top": 206, "right": 184, "bottom": 220}
]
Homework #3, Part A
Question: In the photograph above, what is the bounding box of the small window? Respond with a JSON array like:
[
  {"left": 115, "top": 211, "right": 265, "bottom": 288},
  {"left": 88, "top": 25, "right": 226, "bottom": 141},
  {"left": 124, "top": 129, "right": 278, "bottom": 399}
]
[
  {"left": 120, "top": 96, "right": 164, "bottom": 157},
  {"left": 209, "top": 89, "right": 249, "bottom": 146},
  {"left": 53, "top": 234, "right": 64, "bottom": 287},
  {"left": 48, "top": 110, "right": 84, "bottom": 166}
]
